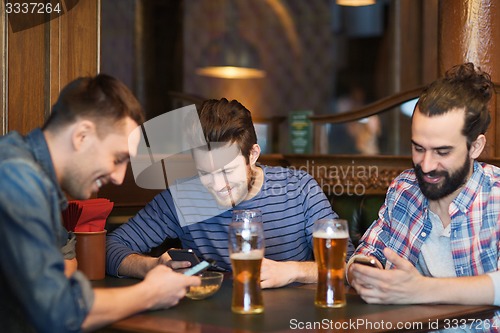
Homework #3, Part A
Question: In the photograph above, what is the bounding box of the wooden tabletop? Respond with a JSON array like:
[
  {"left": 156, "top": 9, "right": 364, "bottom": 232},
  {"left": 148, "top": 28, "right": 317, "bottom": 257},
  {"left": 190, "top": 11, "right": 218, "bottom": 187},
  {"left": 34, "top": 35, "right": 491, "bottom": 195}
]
[{"left": 94, "top": 275, "right": 499, "bottom": 333}]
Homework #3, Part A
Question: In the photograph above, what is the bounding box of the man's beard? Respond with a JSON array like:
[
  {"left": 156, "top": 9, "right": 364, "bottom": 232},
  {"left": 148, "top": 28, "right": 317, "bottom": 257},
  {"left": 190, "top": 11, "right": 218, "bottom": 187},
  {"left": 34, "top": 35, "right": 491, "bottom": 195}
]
[
  {"left": 214, "top": 166, "right": 256, "bottom": 208},
  {"left": 414, "top": 156, "right": 471, "bottom": 201}
]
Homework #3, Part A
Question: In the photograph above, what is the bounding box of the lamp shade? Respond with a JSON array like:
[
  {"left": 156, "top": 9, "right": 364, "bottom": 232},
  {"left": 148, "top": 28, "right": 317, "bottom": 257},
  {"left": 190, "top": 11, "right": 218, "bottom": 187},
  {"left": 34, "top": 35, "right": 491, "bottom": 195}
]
[
  {"left": 196, "top": 32, "right": 266, "bottom": 79},
  {"left": 337, "top": 0, "right": 376, "bottom": 6}
]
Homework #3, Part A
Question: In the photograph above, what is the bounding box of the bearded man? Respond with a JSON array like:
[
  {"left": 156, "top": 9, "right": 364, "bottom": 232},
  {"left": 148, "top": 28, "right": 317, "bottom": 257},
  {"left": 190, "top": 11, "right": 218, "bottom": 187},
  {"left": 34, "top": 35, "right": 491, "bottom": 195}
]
[{"left": 347, "top": 63, "right": 500, "bottom": 307}]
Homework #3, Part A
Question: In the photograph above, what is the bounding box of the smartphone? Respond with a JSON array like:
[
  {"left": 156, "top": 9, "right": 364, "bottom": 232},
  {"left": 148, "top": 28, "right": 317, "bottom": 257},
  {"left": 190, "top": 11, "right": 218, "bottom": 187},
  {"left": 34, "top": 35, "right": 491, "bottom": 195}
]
[
  {"left": 167, "top": 249, "right": 200, "bottom": 266},
  {"left": 183, "top": 260, "right": 212, "bottom": 276},
  {"left": 354, "top": 257, "right": 378, "bottom": 268}
]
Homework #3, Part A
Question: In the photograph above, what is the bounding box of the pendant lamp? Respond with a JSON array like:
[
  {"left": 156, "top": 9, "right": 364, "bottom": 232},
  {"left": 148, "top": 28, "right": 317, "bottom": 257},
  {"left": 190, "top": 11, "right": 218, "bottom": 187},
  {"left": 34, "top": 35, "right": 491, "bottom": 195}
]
[
  {"left": 337, "top": 0, "right": 376, "bottom": 6},
  {"left": 196, "top": 1, "right": 266, "bottom": 79}
]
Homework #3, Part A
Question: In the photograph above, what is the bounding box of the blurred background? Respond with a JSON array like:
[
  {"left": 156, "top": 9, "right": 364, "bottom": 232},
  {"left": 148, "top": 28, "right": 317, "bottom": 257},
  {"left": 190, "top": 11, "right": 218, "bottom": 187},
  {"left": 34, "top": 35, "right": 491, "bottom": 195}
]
[{"left": 100, "top": 0, "right": 438, "bottom": 156}]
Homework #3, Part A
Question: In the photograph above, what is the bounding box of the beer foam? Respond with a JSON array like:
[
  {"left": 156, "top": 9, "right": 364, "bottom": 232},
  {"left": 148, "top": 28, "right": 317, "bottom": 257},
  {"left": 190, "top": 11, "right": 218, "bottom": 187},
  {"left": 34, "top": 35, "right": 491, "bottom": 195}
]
[
  {"left": 230, "top": 250, "right": 264, "bottom": 260},
  {"left": 313, "top": 230, "right": 349, "bottom": 239}
]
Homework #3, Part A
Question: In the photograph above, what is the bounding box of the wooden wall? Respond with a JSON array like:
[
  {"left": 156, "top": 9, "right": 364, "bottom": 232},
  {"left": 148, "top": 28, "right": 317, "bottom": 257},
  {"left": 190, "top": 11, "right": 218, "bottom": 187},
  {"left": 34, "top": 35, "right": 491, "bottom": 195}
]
[
  {"left": 0, "top": 0, "right": 100, "bottom": 136},
  {"left": 1, "top": 0, "right": 500, "bottom": 155},
  {"left": 439, "top": 0, "right": 500, "bottom": 157}
]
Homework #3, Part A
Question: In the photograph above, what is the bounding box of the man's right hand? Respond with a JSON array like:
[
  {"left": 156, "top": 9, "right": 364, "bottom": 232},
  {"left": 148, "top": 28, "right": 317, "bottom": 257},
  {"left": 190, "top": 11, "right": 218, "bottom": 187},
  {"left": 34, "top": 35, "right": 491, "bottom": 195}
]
[
  {"left": 142, "top": 265, "right": 200, "bottom": 310},
  {"left": 83, "top": 264, "right": 201, "bottom": 331}
]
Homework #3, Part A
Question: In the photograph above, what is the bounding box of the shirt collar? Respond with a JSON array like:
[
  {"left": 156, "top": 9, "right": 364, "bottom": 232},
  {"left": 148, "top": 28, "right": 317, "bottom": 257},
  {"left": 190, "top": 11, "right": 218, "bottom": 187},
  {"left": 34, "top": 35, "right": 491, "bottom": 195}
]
[
  {"left": 26, "top": 128, "right": 68, "bottom": 210},
  {"left": 451, "top": 160, "right": 483, "bottom": 213}
]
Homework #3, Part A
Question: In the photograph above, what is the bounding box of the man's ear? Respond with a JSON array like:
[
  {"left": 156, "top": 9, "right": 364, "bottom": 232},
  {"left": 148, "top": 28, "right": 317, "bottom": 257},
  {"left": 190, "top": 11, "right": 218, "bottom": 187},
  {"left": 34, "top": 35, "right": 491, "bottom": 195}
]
[
  {"left": 469, "top": 134, "right": 486, "bottom": 159},
  {"left": 71, "top": 120, "right": 97, "bottom": 151},
  {"left": 249, "top": 144, "right": 261, "bottom": 165}
]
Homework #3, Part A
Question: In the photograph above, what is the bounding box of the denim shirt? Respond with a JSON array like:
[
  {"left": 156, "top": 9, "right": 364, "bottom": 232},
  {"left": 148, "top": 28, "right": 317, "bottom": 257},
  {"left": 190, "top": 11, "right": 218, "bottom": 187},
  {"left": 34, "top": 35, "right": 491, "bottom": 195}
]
[{"left": 0, "top": 129, "right": 94, "bottom": 333}]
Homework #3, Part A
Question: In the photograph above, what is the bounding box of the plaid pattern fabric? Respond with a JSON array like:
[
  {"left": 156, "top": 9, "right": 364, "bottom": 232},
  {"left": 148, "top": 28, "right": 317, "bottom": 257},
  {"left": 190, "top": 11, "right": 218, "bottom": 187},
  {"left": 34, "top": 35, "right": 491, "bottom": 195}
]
[{"left": 356, "top": 161, "right": 500, "bottom": 277}]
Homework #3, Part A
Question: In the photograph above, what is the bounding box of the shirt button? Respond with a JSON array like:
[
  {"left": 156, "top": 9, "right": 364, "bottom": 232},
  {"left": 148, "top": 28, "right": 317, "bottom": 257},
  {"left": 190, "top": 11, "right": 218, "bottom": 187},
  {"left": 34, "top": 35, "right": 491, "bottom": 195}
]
[{"left": 421, "top": 232, "right": 427, "bottom": 237}]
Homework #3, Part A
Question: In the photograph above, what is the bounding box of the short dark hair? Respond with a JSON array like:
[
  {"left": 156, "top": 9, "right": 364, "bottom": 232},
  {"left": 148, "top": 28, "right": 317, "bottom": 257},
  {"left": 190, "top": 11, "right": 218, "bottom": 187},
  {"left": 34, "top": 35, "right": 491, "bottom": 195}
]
[
  {"left": 416, "top": 62, "right": 494, "bottom": 149},
  {"left": 196, "top": 98, "right": 257, "bottom": 163},
  {"left": 43, "top": 74, "right": 144, "bottom": 137}
]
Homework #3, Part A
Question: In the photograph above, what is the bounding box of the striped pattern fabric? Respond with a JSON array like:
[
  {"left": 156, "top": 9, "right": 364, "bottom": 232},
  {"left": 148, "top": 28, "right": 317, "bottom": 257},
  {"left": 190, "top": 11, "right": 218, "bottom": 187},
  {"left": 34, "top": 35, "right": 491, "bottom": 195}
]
[
  {"left": 107, "top": 165, "right": 354, "bottom": 275},
  {"left": 355, "top": 161, "right": 500, "bottom": 278}
]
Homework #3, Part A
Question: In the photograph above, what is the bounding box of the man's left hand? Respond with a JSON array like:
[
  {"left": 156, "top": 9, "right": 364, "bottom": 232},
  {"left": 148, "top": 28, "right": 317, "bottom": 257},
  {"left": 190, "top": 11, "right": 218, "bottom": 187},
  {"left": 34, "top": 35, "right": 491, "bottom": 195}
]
[
  {"left": 260, "top": 258, "right": 296, "bottom": 289},
  {"left": 260, "top": 258, "right": 317, "bottom": 289},
  {"left": 350, "top": 248, "right": 431, "bottom": 304},
  {"left": 158, "top": 252, "right": 192, "bottom": 270},
  {"left": 64, "top": 258, "right": 78, "bottom": 277}
]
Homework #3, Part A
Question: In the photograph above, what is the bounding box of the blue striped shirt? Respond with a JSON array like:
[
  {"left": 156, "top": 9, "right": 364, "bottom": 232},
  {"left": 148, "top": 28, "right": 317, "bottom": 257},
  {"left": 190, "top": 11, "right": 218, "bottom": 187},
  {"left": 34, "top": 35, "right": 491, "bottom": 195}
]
[{"left": 107, "top": 165, "right": 354, "bottom": 275}]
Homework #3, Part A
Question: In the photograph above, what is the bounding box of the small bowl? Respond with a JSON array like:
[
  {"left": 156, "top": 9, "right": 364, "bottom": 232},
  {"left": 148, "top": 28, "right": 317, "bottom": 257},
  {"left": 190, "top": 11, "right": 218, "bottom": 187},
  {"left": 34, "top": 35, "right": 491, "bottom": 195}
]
[{"left": 186, "top": 271, "right": 224, "bottom": 300}]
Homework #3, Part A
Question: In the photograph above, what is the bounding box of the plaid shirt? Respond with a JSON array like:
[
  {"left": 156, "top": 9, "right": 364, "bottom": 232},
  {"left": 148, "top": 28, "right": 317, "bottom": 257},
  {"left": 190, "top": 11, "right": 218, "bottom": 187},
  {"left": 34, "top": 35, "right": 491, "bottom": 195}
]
[{"left": 355, "top": 161, "right": 500, "bottom": 277}]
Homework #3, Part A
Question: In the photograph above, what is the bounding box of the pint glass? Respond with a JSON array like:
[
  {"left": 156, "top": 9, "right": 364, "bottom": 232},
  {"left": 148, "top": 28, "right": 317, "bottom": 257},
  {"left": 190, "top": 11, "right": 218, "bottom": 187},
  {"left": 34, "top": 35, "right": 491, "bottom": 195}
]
[
  {"left": 313, "top": 218, "right": 349, "bottom": 308},
  {"left": 229, "top": 209, "right": 265, "bottom": 314}
]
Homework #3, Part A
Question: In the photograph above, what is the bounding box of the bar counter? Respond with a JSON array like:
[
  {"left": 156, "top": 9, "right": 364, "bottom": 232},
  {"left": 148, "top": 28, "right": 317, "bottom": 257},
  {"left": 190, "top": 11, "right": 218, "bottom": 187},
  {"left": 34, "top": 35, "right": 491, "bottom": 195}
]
[{"left": 94, "top": 275, "right": 499, "bottom": 333}]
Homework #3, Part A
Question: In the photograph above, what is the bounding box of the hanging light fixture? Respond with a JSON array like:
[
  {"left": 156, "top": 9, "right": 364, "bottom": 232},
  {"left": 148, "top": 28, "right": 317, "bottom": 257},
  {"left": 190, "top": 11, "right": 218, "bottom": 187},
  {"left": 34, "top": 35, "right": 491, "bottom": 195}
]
[
  {"left": 196, "top": 1, "right": 266, "bottom": 79},
  {"left": 196, "top": 33, "right": 265, "bottom": 79},
  {"left": 337, "top": 0, "right": 376, "bottom": 6}
]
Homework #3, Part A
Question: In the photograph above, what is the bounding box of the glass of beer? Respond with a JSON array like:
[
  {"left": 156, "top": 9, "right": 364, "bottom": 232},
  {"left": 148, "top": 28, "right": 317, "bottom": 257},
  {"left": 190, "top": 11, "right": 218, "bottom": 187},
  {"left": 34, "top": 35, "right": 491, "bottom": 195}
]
[
  {"left": 313, "top": 218, "right": 349, "bottom": 308},
  {"left": 229, "top": 209, "right": 265, "bottom": 314}
]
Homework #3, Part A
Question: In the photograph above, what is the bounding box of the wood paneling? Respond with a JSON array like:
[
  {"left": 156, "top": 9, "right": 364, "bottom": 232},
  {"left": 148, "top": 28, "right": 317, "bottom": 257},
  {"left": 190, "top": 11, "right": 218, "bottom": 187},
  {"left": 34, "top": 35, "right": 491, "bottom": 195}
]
[
  {"left": 7, "top": 22, "right": 46, "bottom": 134},
  {"left": 57, "top": 0, "right": 99, "bottom": 88},
  {"left": 0, "top": 9, "right": 6, "bottom": 134},
  {"left": 439, "top": 0, "right": 500, "bottom": 157},
  {"left": 1, "top": 0, "right": 100, "bottom": 135},
  {"left": 422, "top": 0, "right": 439, "bottom": 84}
]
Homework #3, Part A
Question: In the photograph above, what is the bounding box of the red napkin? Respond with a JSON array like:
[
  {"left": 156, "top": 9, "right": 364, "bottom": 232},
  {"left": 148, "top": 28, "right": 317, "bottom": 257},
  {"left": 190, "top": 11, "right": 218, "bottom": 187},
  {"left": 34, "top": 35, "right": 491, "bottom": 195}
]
[{"left": 62, "top": 199, "right": 114, "bottom": 232}]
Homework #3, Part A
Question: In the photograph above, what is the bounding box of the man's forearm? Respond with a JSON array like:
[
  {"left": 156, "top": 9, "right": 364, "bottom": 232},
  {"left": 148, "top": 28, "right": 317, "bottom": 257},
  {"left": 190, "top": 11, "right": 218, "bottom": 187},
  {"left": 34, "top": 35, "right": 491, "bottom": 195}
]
[
  {"left": 118, "top": 254, "right": 159, "bottom": 279},
  {"left": 293, "top": 261, "right": 318, "bottom": 284},
  {"left": 82, "top": 285, "right": 154, "bottom": 331},
  {"left": 421, "top": 274, "right": 494, "bottom": 305}
]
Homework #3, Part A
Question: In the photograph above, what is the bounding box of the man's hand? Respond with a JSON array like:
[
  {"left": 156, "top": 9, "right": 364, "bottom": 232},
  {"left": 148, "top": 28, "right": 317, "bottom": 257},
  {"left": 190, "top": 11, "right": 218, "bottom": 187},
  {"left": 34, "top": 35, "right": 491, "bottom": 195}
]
[
  {"left": 83, "top": 265, "right": 201, "bottom": 331},
  {"left": 260, "top": 258, "right": 317, "bottom": 289},
  {"left": 260, "top": 258, "right": 294, "bottom": 288},
  {"left": 118, "top": 252, "right": 192, "bottom": 279},
  {"left": 64, "top": 258, "right": 78, "bottom": 277},
  {"left": 349, "top": 248, "right": 430, "bottom": 304},
  {"left": 158, "top": 252, "right": 192, "bottom": 270},
  {"left": 142, "top": 265, "right": 201, "bottom": 310}
]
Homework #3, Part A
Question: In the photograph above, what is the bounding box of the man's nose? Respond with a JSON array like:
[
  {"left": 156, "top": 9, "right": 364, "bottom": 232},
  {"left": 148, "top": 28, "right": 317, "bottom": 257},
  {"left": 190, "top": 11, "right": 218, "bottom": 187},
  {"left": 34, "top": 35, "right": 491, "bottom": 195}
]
[
  {"left": 110, "top": 163, "right": 128, "bottom": 185},
  {"left": 420, "top": 152, "right": 438, "bottom": 173},
  {"left": 211, "top": 172, "right": 229, "bottom": 189}
]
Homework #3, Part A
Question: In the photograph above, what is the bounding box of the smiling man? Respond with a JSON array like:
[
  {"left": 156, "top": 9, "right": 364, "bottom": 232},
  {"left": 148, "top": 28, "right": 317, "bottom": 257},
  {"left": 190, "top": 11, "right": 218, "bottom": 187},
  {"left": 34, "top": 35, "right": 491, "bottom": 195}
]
[
  {"left": 106, "top": 98, "right": 355, "bottom": 288},
  {"left": 0, "top": 74, "right": 200, "bottom": 333},
  {"left": 347, "top": 63, "right": 500, "bottom": 306}
]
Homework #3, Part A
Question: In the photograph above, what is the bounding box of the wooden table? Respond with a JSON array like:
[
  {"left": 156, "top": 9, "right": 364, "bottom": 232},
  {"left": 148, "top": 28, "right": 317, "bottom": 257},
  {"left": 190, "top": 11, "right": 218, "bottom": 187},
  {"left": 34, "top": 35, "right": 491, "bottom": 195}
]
[{"left": 94, "top": 275, "right": 499, "bottom": 333}]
